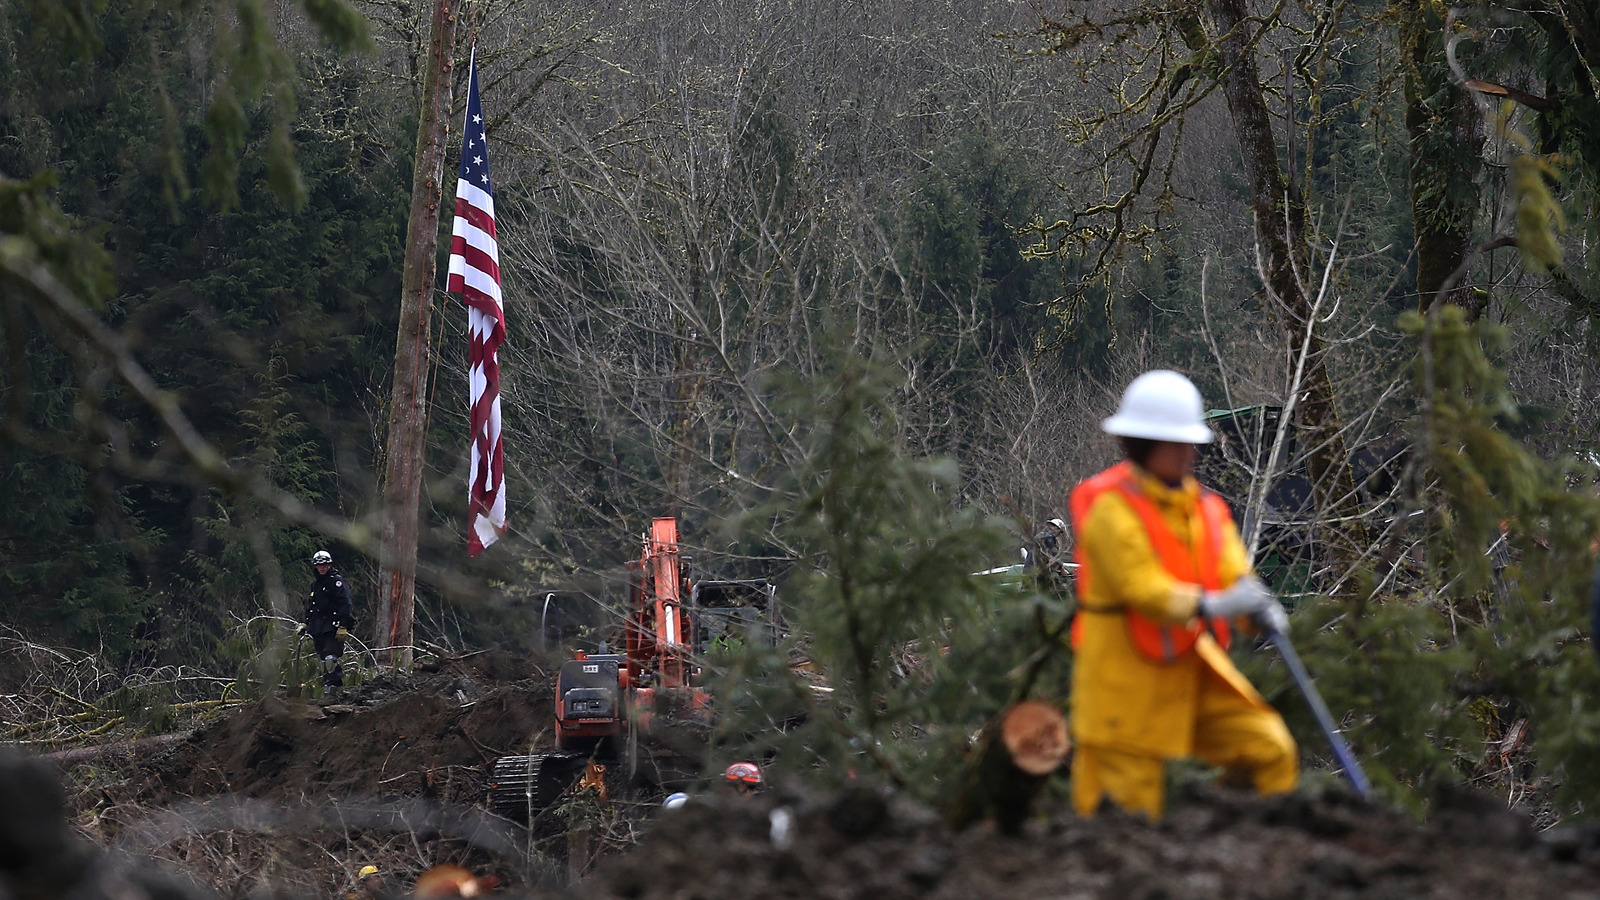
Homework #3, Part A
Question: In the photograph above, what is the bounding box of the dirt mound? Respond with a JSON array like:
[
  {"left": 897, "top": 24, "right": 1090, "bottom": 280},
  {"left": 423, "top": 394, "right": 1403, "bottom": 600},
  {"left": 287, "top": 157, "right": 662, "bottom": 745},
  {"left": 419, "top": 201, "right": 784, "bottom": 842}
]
[
  {"left": 571, "top": 782, "right": 1600, "bottom": 900},
  {"left": 53, "top": 652, "right": 568, "bottom": 899},
  {"left": 121, "top": 652, "right": 554, "bottom": 808}
]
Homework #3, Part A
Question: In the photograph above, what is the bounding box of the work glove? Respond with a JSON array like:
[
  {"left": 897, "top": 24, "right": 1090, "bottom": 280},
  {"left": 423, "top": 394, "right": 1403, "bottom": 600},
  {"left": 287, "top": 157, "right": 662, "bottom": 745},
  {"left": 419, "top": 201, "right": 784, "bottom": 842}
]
[
  {"left": 1200, "top": 576, "right": 1288, "bottom": 634},
  {"left": 336, "top": 626, "right": 349, "bottom": 642},
  {"left": 295, "top": 623, "right": 307, "bottom": 636}
]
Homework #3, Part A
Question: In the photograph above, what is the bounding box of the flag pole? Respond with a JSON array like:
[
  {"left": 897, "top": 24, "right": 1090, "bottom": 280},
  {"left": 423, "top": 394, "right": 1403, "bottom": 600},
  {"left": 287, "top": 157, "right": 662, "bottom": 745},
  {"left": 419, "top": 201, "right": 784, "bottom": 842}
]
[{"left": 377, "top": 0, "right": 457, "bottom": 670}]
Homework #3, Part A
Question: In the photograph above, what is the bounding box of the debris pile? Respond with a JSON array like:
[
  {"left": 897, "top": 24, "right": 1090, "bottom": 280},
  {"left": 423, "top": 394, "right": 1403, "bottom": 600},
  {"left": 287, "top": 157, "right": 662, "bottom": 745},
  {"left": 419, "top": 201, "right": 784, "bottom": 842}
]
[{"left": 22, "top": 651, "right": 1600, "bottom": 900}]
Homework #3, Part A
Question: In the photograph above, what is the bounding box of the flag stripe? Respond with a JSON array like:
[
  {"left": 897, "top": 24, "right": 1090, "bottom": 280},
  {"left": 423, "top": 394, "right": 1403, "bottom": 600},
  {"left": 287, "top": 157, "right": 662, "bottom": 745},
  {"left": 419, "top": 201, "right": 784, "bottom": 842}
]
[
  {"left": 449, "top": 239, "right": 500, "bottom": 284},
  {"left": 454, "top": 181, "right": 496, "bottom": 220},
  {"left": 452, "top": 200, "right": 498, "bottom": 246},
  {"left": 448, "top": 244, "right": 502, "bottom": 294},
  {"left": 448, "top": 51, "right": 507, "bottom": 558},
  {"left": 450, "top": 213, "right": 499, "bottom": 261}
]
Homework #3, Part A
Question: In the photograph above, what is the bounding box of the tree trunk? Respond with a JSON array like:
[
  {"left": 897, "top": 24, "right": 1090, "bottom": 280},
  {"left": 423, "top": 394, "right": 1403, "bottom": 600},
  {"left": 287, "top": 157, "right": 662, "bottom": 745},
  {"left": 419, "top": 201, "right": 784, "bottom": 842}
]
[
  {"left": 1206, "top": 0, "right": 1361, "bottom": 549},
  {"left": 1401, "top": 2, "right": 1482, "bottom": 314},
  {"left": 1554, "top": 0, "right": 1600, "bottom": 101},
  {"left": 378, "top": 0, "right": 457, "bottom": 670}
]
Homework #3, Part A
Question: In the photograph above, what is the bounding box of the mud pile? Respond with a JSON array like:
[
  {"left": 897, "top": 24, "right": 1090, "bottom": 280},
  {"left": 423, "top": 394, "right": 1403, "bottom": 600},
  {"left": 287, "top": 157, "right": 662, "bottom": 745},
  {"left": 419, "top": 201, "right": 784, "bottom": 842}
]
[
  {"left": 75, "top": 651, "right": 549, "bottom": 811},
  {"left": 58, "top": 651, "right": 571, "bottom": 898},
  {"left": 574, "top": 782, "right": 1600, "bottom": 900}
]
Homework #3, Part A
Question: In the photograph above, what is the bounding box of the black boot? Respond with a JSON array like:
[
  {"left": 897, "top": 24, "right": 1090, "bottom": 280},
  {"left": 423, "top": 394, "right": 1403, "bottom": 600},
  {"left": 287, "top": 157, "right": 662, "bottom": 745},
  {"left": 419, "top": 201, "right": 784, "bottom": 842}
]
[{"left": 320, "top": 655, "right": 344, "bottom": 701}]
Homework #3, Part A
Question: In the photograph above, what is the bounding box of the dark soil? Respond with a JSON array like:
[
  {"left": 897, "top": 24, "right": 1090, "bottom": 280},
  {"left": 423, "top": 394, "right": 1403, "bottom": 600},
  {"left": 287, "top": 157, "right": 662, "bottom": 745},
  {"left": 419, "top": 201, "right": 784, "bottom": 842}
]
[
  {"left": 55, "top": 651, "right": 575, "bottom": 898},
  {"left": 100, "top": 650, "right": 555, "bottom": 810},
  {"left": 38, "top": 650, "right": 1600, "bottom": 900},
  {"left": 572, "top": 782, "right": 1600, "bottom": 900}
]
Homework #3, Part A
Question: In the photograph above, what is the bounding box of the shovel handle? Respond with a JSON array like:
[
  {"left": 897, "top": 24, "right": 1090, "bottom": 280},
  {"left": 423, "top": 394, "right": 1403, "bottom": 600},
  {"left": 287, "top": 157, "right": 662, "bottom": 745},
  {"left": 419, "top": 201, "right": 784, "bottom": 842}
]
[{"left": 1264, "top": 626, "right": 1373, "bottom": 800}]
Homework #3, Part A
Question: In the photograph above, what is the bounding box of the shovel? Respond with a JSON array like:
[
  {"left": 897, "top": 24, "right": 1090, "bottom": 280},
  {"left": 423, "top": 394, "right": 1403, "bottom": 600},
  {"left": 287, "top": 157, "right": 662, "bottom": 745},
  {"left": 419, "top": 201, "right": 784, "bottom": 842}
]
[{"left": 1261, "top": 623, "right": 1373, "bottom": 800}]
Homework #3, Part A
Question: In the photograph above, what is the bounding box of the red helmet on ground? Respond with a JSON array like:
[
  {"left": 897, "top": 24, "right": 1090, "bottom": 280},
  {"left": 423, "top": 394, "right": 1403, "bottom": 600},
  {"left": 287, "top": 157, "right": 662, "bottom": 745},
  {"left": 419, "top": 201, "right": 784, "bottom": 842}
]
[{"left": 723, "top": 762, "right": 763, "bottom": 786}]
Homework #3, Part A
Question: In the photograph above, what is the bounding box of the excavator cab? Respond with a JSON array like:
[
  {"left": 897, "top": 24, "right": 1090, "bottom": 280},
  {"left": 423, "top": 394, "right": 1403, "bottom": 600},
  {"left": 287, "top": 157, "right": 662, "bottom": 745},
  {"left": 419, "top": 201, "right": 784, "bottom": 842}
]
[{"left": 553, "top": 652, "right": 625, "bottom": 752}]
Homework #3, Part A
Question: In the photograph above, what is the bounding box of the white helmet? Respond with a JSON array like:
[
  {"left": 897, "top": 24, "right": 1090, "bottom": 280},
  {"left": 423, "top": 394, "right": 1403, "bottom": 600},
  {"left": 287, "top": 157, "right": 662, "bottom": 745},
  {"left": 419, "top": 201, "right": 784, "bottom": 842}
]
[
  {"left": 312, "top": 550, "right": 333, "bottom": 566},
  {"left": 1101, "top": 370, "right": 1214, "bottom": 444},
  {"left": 663, "top": 792, "right": 690, "bottom": 809}
]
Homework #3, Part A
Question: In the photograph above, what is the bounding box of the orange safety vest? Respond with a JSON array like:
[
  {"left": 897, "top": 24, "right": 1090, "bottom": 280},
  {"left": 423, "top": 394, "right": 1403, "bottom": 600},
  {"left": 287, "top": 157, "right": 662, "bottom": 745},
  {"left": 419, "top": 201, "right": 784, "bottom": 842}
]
[{"left": 1069, "top": 461, "right": 1233, "bottom": 663}]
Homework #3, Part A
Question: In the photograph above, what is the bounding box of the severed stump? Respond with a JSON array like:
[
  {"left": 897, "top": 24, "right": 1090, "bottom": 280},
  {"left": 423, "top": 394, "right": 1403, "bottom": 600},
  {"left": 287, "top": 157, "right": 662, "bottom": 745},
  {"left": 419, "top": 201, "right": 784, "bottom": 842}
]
[{"left": 947, "top": 700, "right": 1070, "bottom": 836}]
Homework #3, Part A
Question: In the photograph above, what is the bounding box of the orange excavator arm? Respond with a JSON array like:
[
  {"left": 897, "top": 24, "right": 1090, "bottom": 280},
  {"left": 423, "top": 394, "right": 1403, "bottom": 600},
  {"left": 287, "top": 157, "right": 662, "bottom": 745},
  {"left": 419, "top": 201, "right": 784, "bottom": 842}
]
[{"left": 644, "top": 517, "right": 691, "bottom": 689}]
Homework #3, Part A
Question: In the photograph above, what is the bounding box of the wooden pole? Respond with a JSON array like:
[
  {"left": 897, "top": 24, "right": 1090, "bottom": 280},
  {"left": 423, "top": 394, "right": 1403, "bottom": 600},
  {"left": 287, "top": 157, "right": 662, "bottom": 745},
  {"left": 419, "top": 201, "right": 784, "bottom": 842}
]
[{"left": 378, "top": 0, "right": 457, "bottom": 670}]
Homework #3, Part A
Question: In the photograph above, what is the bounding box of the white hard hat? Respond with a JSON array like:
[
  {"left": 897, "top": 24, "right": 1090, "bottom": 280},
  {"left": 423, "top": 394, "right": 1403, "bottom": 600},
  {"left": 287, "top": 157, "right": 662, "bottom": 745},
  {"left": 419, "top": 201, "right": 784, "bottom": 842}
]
[
  {"left": 663, "top": 792, "right": 690, "bottom": 809},
  {"left": 1101, "top": 370, "right": 1214, "bottom": 444},
  {"left": 312, "top": 550, "right": 333, "bottom": 566}
]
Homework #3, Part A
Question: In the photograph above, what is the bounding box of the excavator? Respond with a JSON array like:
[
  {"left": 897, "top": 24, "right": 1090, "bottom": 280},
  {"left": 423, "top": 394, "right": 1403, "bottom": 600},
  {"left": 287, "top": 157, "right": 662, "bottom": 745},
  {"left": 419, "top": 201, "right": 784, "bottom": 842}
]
[{"left": 489, "top": 516, "right": 778, "bottom": 820}]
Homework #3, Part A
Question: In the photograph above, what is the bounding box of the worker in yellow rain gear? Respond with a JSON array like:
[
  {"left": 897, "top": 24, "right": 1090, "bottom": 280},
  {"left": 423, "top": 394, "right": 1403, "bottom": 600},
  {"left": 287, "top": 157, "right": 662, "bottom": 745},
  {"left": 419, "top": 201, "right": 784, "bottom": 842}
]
[{"left": 1068, "top": 369, "right": 1297, "bottom": 820}]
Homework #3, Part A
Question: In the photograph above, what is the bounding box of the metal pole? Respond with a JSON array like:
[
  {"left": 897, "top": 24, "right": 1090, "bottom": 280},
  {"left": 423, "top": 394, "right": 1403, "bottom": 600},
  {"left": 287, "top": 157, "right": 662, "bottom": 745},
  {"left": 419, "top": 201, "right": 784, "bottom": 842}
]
[{"left": 1264, "top": 626, "right": 1373, "bottom": 799}]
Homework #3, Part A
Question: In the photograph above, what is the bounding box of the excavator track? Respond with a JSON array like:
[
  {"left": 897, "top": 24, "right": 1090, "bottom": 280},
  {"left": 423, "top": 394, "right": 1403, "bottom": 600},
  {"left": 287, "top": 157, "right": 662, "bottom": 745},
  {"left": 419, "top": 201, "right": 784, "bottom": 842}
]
[{"left": 489, "top": 753, "right": 588, "bottom": 822}]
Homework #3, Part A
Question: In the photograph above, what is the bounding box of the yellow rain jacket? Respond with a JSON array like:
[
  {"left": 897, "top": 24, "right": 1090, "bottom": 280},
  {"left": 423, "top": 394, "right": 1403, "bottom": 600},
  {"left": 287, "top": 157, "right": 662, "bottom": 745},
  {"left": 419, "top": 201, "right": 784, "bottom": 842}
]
[{"left": 1062, "top": 461, "right": 1299, "bottom": 813}]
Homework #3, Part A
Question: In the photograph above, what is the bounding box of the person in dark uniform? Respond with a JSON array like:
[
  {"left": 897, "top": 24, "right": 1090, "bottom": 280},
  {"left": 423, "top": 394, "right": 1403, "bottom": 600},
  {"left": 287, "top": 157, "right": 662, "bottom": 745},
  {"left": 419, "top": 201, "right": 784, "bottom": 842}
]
[
  {"left": 1035, "top": 517, "right": 1067, "bottom": 558},
  {"left": 300, "top": 549, "right": 354, "bottom": 697}
]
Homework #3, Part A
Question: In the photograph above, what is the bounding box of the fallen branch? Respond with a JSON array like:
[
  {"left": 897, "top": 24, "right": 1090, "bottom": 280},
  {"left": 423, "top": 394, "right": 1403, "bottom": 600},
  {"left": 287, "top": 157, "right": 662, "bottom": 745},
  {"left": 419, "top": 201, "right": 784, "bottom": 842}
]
[
  {"left": 79, "top": 716, "right": 127, "bottom": 738},
  {"left": 5, "top": 699, "right": 239, "bottom": 741},
  {"left": 41, "top": 732, "right": 191, "bottom": 767},
  {"left": 4, "top": 709, "right": 104, "bottom": 739},
  {"left": 50, "top": 687, "right": 103, "bottom": 711}
]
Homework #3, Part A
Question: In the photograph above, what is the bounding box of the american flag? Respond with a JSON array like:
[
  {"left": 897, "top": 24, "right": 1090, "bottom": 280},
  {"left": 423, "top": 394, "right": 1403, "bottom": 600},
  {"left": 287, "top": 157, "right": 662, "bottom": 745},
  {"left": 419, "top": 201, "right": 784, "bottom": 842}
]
[{"left": 447, "top": 51, "right": 507, "bottom": 557}]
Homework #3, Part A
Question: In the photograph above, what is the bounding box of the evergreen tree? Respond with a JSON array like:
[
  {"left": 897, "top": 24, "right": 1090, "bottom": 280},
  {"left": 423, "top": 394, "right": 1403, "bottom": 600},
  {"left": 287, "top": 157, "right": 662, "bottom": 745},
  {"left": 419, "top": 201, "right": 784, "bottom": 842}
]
[
  {"left": 176, "top": 357, "right": 338, "bottom": 667},
  {"left": 0, "top": 1, "right": 399, "bottom": 661},
  {"left": 715, "top": 349, "right": 1072, "bottom": 803},
  {"left": 1239, "top": 304, "right": 1600, "bottom": 813}
]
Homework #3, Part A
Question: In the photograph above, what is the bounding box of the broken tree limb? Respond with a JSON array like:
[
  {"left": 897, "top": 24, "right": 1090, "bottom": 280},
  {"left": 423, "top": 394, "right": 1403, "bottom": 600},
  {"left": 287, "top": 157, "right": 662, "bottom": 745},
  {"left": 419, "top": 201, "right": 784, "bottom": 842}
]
[
  {"left": 40, "top": 732, "right": 190, "bottom": 767},
  {"left": 4, "top": 710, "right": 103, "bottom": 739},
  {"left": 78, "top": 717, "right": 127, "bottom": 739},
  {"left": 49, "top": 687, "right": 101, "bottom": 710},
  {"left": 5, "top": 699, "right": 238, "bottom": 742}
]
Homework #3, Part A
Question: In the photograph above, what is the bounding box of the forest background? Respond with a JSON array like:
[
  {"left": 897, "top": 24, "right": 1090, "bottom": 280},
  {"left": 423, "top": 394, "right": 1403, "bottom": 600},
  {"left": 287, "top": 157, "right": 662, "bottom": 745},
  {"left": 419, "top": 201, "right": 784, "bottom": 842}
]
[{"left": 5, "top": 0, "right": 1600, "bottom": 819}]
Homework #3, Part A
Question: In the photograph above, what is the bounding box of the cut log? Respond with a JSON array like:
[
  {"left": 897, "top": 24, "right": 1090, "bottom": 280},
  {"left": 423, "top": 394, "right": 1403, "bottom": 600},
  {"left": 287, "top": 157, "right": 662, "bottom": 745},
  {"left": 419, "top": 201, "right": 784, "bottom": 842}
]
[
  {"left": 947, "top": 700, "right": 1070, "bottom": 836},
  {"left": 1001, "top": 700, "right": 1071, "bottom": 776}
]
